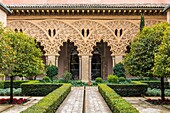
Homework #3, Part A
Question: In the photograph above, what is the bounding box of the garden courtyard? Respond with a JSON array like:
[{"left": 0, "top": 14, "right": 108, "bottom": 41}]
[{"left": 0, "top": 0, "right": 170, "bottom": 113}]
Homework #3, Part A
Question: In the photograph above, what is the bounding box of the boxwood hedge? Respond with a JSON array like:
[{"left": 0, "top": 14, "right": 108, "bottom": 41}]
[
  {"left": 21, "top": 83, "right": 71, "bottom": 113},
  {"left": 21, "top": 81, "right": 62, "bottom": 96},
  {"left": 98, "top": 84, "right": 139, "bottom": 113},
  {"left": 108, "top": 81, "right": 148, "bottom": 96},
  {"left": 0, "top": 80, "right": 29, "bottom": 89}
]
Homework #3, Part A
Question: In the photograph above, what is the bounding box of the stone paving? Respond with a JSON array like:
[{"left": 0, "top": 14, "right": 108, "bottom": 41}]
[
  {"left": 0, "top": 96, "right": 43, "bottom": 113},
  {"left": 123, "top": 97, "right": 170, "bottom": 113},
  {"left": 85, "top": 87, "right": 112, "bottom": 113},
  {"left": 55, "top": 87, "right": 84, "bottom": 113}
]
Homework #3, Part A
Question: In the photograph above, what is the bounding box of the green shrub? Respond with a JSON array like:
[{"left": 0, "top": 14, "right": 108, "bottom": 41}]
[
  {"left": 108, "top": 75, "right": 118, "bottom": 83},
  {"left": 21, "top": 82, "right": 62, "bottom": 96},
  {"left": 118, "top": 77, "right": 126, "bottom": 82},
  {"left": 46, "top": 65, "right": 58, "bottom": 81},
  {"left": 108, "top": 81, "right": 148, "bottom": 96},
  {"left": 0, "top": 88, "right": 21, "bottom": 96},
  {"left": 63, "top": 71, "right": 72, "bottom": 83},
  {"left": 42, "top": 76, "right": 52, "bottom": 83},
  {"left": 113, "top": 63, "right": 125, "bottom": 77},
  {"left": 21, "top": 84, "right": 71, "bottom": 113},
  {"left": 95, "top": 77, "right": 102, "bottom": 83},
  {"left": 98, "top": 84, "right": 139, "bottom": 113},
  {"left": 140, "top": 81, "right": 170, "bottom": 89},
  {"left": 0, "top": 80, "right": 30, "bottom": 89},
  {"left": 146, "top": 88, "right": 170, "bottom": 96}
]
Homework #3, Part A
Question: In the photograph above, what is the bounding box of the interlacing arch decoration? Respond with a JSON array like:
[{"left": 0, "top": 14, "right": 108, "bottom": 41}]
[
  {"left": 72, "top": 20, "right": 118, "bottom": 56},
  {"left": 105, "top": 21, "right": 139, "bottom": 55},
  {"left": 38, "top": 20, "right": 84, "bottom": 55},
  {"left": 7, "top": 21, "right": 54, "bottom": 55},
  {"left": 145, "top": 20, "right": 166, "bottom": 27}
]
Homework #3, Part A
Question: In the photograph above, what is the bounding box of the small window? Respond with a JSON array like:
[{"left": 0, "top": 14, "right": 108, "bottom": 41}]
[
  {"left": 48, "top": 29, "right": 51, "bottom": 37},
  {"left": 14, "top": 29, "right": 18, "bottom": 33},
  {"left": 53, "top": 29, "right": 56, "bottom": 36},
  {"left": 82, "top": 29, "right": 85, "bottom": 37},
  {"left": 115, "top": 29, "right": 118, "bottom": 36},
  {"left": 20, "top": 29, "right": 23, "bottom": 32},
  {"left": 120, "top": 29, "right": 123, "bottom": 36},
  {"left": 87, "top": 29, "right": 90, "bottom": 37}
]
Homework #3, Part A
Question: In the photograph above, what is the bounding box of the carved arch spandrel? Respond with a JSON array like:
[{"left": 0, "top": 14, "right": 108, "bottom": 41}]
[
  {"left": 145, "top": 20, "right": 166, "bottom": 27},
  {"left": 72, "top": 20, "right": 118, "bottom": 55},
  {"left": 38, "top": 20, "right": 84, "bottom": 55},
  {"left": 7, "top": 21, "right": 56, "bottom": 55},
  {"left": 105, "top": 21, "right": 139, "bottom": 55}
]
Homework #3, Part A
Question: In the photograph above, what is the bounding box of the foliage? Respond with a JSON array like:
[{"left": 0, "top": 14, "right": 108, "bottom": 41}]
[
  {"left": 113, "top": 63, "right": 125, "bottom": 77},
  {"left": 0, "top": 80, "right": 30, "bottom": 89},
  {"left": 140, "top": 13, "right": 145, "bottom": 32},
  {"left": 146, "top": 88, "right": 170, "bottom": 96},
  {"left": 140, "top": 81, "right": 170, "bottom": 89},
  {"left": 21, "top": 84, "right": 71, "bottom": 113},
  {"left": 98, "top": 84, "right": 139, "bottom": 113},
  {"left": 41, "top": 76, "right": 52, "bottom": 83},
  {"left": 71, "top": 80, "right": 88, "bottom": 86},
  {"left": 21, "top": 82, "right": 62, "bottom": 96},
  {"left": 108, "top": 81, "right": 148, "bottom": 96},
  {"left": 152, "top": 27, "right": 170, "bottom": 78},
  {"left": 124, "top": 23, "right": 169, "bottom": 77},
  {"left": 0, "top": 88, "right": 21, "bottom": 96},
  {"left": 62, "top": 71, "right": 72, "bottom": 83},
  {"left": 0, "top": 25, "right": 45, "bottom": 78},
  {"left": 46, "top": 65, "right": 58, "bottom": 81},
  {"left": 95, "top": 77, "right": 102, "bottom": 83},
  {"left": 118, "top": 77, "right": 126, "bottom": 82},
  {"left": 107, "top": 75, "right": 118, "bottom": 83}
]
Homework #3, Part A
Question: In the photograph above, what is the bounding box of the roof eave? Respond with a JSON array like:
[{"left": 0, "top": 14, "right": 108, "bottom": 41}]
[{"left": 0, "top": 3, "right": 12, "bottom": 14}]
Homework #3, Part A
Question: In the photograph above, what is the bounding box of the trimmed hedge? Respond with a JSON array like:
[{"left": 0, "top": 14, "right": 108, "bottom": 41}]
[
  {"left": 140, "top": 81, "right": 170, "bottom": 89},
  {"left": 98, "top": 84, "right": 139, "bottom": 113},
  {"left": 0, "top": 80, "right": 29, "bottom": 89},
  {"left": 21, "top": 81, "right": 62, "bottom": 96},
  {"left": 21, "top": 84, "right": 71, "bottom": 113},
  {"left": 108, "top": 81, "right": 148, "bottom": 96}
]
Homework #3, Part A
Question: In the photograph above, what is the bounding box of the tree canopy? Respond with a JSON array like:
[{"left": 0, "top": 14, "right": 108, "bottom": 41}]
[
  {"left": 153, "top": 27, "right": 170, "bottom": 77},
  {"left": 0, "top": 24, "right": 44, "bottom": 78},
  {"left": 124, "top": 23, "right": 169, "bottom": 77}
]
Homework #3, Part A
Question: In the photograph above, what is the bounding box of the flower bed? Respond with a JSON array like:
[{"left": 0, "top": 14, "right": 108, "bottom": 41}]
[
  {"left": 0, "top": 98, "right": 28, "bottom": 104},
  {"left": 146, "top": 98, "right": 170, "bottom": 105}
]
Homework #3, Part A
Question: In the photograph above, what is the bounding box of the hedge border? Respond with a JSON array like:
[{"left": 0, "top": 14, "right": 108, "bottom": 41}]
[
  {"left": 98, "top": 84, "right": 139, "bottom": 113},
  {"left": 21, "top": 83, "right": 71, "bottom": 113},
  {"left": 139, "top": 81, "right": 170, "bottom": 89},
  {"left": 108, "top": 81, "right": 148, "bottom": 96}
]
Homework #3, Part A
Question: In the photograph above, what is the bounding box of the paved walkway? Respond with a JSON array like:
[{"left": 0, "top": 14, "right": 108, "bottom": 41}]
[
  {"left": 55, "top": 87, "right": 84, "bottom": 113},
  {"left": 85, "top": 87, "right": 112, "bottom": 113},
  {"left": 55, "top": 87, "right": 112, "bottom": 113}
]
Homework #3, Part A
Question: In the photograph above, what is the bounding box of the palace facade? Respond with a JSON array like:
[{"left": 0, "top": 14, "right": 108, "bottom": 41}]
[{"left": 0, "top": 0, "right": 170, "bottom": 81}]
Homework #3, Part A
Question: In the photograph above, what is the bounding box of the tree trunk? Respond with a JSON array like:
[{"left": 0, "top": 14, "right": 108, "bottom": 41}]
[
  {"left": 10, "top": 76, "right": 13, "bottom": 104},
  {"left": 161, "top": 77, "right": 165, "bottom": 101}
]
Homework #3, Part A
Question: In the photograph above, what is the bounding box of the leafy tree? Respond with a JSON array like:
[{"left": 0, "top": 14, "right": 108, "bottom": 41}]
[
  {"left": 124, "top": 23, "right": 169, "bottom": 101},
  {"left": 46, "top": 65, "right": 58, "bottom": 81},
  {"left": 113, "top": 63, "right": 125, "bottom": 77},
  {"left": 63, "top": 71, "right": 72, "bottom": 83},
  {"left": 0, "top": 25, "right": 44, "bottom": 103},
  {"left": 152, "top": 27, "right": 170, "bottom": 101}
]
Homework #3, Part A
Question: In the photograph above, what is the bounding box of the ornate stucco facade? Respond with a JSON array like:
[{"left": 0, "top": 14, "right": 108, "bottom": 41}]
[{"left": 1, "top": 0, "right": 170, "bottom": 81}]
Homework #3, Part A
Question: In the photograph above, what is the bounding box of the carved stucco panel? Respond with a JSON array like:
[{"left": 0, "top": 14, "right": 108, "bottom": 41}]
[
  {"left": 7, "top": 21, "right": 57, "bottom": 55},
  {"left": 105, "top": 21, "right": 139, "bottom": 55}
]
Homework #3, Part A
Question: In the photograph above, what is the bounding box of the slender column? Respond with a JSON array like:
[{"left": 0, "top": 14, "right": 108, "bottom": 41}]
[
  {"left": 89, "top": 56, "right": 92, "bottom": 81},
  {"left": 81, "top": 55, "right": 90, "bottom": 82},
  {"left": 112, "top": 56, "right": 115, "bottom": 69},
  {"left": 79, "top": 56, "right": 82, "bottom": 80},
  {"left": 47, "top": 55, "right": 56, "bottom": 65},
  {"left": 115, "top": 55, "right": 123, "bottom": 64},
  {"left": 167, "top": 10, "right": 170, "bottom": 24},
  {"left": 55, "top": 55, "right": 59, "bottom": 67}
]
